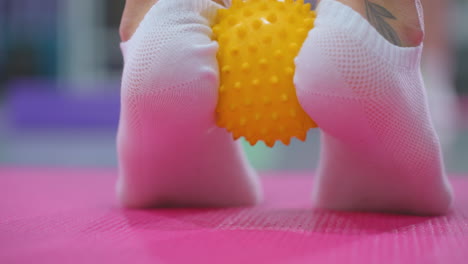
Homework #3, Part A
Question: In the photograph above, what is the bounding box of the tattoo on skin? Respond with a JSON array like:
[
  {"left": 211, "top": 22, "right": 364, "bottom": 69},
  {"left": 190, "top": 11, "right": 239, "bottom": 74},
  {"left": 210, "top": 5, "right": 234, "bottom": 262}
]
[{"left": 364, "top": 0, "right": 402, "bottom": 46}]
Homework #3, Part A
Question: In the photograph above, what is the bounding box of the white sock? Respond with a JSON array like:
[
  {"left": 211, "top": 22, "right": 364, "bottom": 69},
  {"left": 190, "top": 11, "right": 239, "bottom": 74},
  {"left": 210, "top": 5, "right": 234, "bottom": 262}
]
[
  {"left": 117, "top": 0, "right": 261, "bottom": 208},
  {"left": 295, "top": 0, "right": 453, "bottom": 215}
]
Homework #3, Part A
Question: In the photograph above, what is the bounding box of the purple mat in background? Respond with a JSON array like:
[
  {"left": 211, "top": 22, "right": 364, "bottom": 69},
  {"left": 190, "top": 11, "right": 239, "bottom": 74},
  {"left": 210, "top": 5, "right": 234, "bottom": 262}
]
[
  {"left": 3, "top": 78, "right": 468, "bottom": 130},
  {"left": 4, "top": 79, "right": 120, "bottom": 130}
]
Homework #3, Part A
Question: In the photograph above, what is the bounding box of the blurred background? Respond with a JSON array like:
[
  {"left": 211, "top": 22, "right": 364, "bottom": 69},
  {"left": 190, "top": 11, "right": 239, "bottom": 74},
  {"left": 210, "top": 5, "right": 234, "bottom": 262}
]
[{"left": 0, "top": 0, "right": 467, "bottom": 172}]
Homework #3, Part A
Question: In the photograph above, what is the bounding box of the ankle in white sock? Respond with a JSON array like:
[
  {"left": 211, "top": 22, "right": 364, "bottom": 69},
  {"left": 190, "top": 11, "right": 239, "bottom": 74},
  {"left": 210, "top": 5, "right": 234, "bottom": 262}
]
[
  {"left": 117, "top": 0, "right": 261, "bottom": 208},
  {"left": 294, "top": 0, "right": 453, "bottom": 215}
]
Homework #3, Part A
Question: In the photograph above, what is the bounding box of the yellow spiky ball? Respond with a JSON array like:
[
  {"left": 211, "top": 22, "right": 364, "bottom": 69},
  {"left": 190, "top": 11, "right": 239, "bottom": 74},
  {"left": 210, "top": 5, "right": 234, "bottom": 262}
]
[{"left": 213, "top": 0, "right": 317, "bottom": 147}]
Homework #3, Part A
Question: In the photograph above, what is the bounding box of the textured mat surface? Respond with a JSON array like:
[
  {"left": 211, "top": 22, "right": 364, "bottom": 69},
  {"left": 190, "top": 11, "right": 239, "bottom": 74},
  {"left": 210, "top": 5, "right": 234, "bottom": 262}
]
[{"left": 1, "top": 168, "right": 468, "bottom": 264}]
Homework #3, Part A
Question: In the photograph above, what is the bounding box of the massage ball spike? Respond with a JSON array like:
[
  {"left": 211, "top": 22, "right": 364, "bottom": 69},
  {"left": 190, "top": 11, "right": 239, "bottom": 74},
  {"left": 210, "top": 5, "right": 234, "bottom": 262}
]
[{"left": 213, "top": 0, "right": 317, "bottom": 147}]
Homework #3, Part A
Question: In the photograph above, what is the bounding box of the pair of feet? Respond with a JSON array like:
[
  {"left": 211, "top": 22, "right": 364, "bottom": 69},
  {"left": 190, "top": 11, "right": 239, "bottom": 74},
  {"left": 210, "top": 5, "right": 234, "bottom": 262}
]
[{"left": 116, "top": 0, "right": 453, "bottom": 215}]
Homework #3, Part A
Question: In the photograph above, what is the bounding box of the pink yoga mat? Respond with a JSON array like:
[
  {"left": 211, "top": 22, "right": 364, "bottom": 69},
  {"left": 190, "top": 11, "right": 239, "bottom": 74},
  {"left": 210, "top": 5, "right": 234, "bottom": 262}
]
[{"left": 1, "top": 168, "right": 467, "bottom": 264}]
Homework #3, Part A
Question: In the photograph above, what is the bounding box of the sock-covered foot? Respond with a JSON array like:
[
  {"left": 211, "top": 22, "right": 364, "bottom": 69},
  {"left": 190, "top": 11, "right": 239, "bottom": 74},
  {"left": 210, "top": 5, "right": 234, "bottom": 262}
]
[
  {"left": 117, "top": 0, "right": 261, "bottom": 208},
  {"left": 294, "top": 0, "right": 453, "bottom": 215}
]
